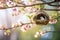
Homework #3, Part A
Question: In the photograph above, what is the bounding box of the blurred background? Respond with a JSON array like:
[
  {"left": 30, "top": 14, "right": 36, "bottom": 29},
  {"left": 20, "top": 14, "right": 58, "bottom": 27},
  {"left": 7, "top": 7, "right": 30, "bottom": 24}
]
[{"left": 0, "top": 0, "right": 60, "bottom": 40}]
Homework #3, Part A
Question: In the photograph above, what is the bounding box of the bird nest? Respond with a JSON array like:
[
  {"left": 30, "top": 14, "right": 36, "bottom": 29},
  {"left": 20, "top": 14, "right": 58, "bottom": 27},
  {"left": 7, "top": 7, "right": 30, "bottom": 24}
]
[{"left": 33, "top": 11, "right": 49, "bottom": 25}]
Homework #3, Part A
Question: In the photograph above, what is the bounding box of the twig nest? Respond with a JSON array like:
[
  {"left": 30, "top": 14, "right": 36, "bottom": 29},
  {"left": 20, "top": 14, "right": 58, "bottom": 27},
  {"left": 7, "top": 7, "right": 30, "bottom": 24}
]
[{"left": 33, "top": 11, "right": 49, "bottom": 25}]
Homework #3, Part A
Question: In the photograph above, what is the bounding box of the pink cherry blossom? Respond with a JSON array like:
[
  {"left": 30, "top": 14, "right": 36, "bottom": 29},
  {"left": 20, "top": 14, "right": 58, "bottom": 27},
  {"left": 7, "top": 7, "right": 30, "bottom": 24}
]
[
  {"left": 6, "top": 1, "right": 16, "bottom": 7},
  {"left": 49, "top": 16, "right": 57, "bottom": 24},
  {"left": 12, "top": 8, "right": 20, "bottom": 16},
  {"left": 49, "top": 19, "right": 57, "bottom": 24}
]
